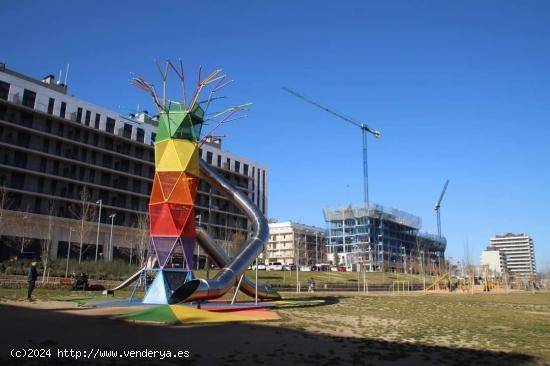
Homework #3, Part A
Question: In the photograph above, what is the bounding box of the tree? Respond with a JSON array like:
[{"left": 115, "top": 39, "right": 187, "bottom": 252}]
[
  {"left": 229, "top": 230, "right": 247, "bottom": 258},
  {"left": 133, "top": 212, "right": 149, "bottom": 267},
  {"left": 69, "top": 186, "right": 96, "bottom": 263},
  {"left": 12, "top": 207, "right": 32, "bottom": 254},
  {"left": 40, "top": 201, "right": 55, "bottom": 282},
  {"left": 0, "top": 186, "right": 13, "bottom": 239}
]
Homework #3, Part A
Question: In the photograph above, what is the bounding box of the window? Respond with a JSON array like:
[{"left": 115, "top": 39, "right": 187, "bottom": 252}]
[
  {"left": 0, "top": 81, "right": 9, "bottom": 100},
  {"left": 132, "top": 180, "right": 141, "bottom": 193},
  {"left": 40, "top": 158, "right": 47, "bottom": 173},
  {"left": 20, "top": 112, "right": 33, "bottom": 127},
  {"left": 16, "top": 132, "right": 30, "bottom": 148},
  {"left": 95, "top": 113, "right": 101, "bottom": 128},
  {"left": 45, "top": 119, "right": 52, "bottom": 133},
  {"left": 84, "top": 110, "right": 91, "bottom": 125},
  {"left": 106, "top": 117, "right": 115, "bottom": 133},
  {"left": 123, "top": 123, "right": 132, "bottom": 138},
  {"left": 136, "top": 128, "right": 144, "bottom": 143},
  {"left": 235, "top": 161, "right": 240, "bottom": 173},
  {"left": 42, "top": 139, "right": 49, "bottom": 153},
  {"left": 22, "top": 89, "right": 36, "bottom": 108},
  {"left": 151, "top": 132, "right": 156, "bottom": 143},
  {"left": 133, "top": 164, "right": 142, "bottom": 176},
  {"left": 60, "top": 102, "right": 66, "bottom": 118},
  {"left": 13, "top": 151, "right": 27, "bottom": 168},
  {"left": 57, "top": 123, "right": 64, "bottom": 136},
  {"left": 243, "top": 164, "right": 249, "bottom": 176},
  {"left": 76, "top": 107, "right": 83, "bottom": 122},
  {"left": 135, "top": 146, "right": 144, "bottom": 159},
  {"left": 47, "top": 98, "right": 55, "bottom": 114},
  {"left": 217, "top": 155, "right": 222, "bottom": 167},
  {"left": 89, "top": 169, "right": 95, "bottom": 183},
  {"left": 206, "top": 151, "right": 213, "bottom": 164}
]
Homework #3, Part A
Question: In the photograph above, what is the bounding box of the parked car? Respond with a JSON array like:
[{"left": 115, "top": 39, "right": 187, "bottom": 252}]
[
  {"left": 330, "top": 266, "right": 338, "bottom": 272},
  {"left": 311, "top": 263, "right": 331, "bottom": 271},
  {"left": 300, "top": 265, "right": 311, "bottom": 272},
  {"left": 283, "top": 264, "right": 296, "bottom": 271},
  {"left": 337, "top": 266, "right": 347, "bottom": 272},
  {"left": 251, "top": 263, "right": 267, "bottom": 270},
  {"left": 267, "top": 262, "right": 283, "bottom": 271}
]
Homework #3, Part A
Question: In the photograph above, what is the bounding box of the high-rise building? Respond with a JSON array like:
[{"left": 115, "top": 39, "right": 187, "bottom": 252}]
[
  {"left": 489, "top": 233, "right": 536, "bottom": 277},
  {"left": 265, "top": 221, "right": 325, "bottom": 265},
  {"left": 324, "top": 204, "right": 445, "bottom": 273},
  {"left": 480, "top": 248, "right": 507, "bottom": 276},
  {"left": 0, "top": 64, "right": 268, "bottom": 261}
]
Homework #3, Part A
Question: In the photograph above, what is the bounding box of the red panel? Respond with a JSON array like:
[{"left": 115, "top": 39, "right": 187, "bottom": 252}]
[{"left": 149, "top": 203, "right": 179, "bottom": 236}]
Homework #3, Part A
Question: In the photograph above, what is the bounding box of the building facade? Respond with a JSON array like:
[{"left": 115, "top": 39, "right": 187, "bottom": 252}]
[
  {"left": 324, "top": 204, "right": 446, "bottom": 273},
  {"left": 265, "top": 221, "right": 325, "bottom": 265},
  {"left": 489, "top": 233, "right": 536, "bottom": 277},
  {"left": 480, "top": 248, "right": 507, "bottom": 277},
  {"left": 0, "top": 64, "right": 268, "bottom": 262}
]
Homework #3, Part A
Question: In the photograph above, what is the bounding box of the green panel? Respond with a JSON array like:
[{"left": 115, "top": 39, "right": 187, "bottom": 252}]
[{"left": 116, "top": 305, "right": 179, "bottom": 324}]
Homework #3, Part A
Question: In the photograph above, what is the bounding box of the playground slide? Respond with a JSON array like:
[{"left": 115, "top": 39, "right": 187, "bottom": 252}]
[
  {"left": 169, "top": 160, "right": 272, "bottom": 303},
  {"left": 104, "top": 267, "right": 144, "bottom": 294},
  {"left": 195, "top": 227, "right": 281, "bottom": 300}
]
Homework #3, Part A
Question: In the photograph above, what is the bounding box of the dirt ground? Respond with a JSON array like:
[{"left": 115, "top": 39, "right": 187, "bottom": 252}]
[{"left": 0, "top": 296, "right": 543, "bottom": 366}]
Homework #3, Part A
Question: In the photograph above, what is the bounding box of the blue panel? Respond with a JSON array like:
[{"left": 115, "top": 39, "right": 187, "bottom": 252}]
[{"left": 142, "top": 271, "right": 169, "bottom": 304}]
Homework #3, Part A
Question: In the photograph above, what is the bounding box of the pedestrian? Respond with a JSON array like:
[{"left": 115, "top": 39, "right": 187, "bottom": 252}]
[{"left": 27, "top": 261, "right": 38, "bottom": 301}]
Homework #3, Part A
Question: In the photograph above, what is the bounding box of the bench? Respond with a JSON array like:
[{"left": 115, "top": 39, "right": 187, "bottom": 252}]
[{"left": 59, "top": 277, "right": 72, "bottom": 287}]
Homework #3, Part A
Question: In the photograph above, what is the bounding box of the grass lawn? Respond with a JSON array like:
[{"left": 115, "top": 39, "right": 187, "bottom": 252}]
[{"left": 276, "top": 292, "right": 550, "bottom": 364}]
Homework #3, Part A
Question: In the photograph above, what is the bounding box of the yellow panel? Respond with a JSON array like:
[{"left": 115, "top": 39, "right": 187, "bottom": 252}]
[
  {"left": 168, "top": 305, "right": 279, "bottom": 324},
  {"left": 156, "top": 140, "right": 199, "bottom": 176}
]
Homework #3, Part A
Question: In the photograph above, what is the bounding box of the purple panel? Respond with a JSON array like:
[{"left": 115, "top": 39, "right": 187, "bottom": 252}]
[
  {"left": 151, "top": 237, "right": 178, "bottom": 268},
  {"left": 180, "top": 237, "right": 196, "bottom": 270}
]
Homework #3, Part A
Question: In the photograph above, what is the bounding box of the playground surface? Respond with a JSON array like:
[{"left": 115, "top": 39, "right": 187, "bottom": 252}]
[{"left": 0, "top": 289, "right": 548, "bottom": 365}]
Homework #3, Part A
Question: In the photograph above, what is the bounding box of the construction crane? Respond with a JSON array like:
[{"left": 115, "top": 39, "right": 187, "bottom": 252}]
[
  {"left": 282, "top": 87, "right": 380, "bottom": 206},
  {"left": 434, "top": 179, "right": 449, "bottom": 238}
]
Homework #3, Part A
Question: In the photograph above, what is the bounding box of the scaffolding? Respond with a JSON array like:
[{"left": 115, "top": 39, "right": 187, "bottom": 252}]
[{"left": 324, "top": 203, "right": 445, "bottom": 273}]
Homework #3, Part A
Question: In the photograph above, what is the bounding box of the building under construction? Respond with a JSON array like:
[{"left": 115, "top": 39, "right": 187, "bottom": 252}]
[{"left": 324, "top": 204, "right": 446, "bottom": 273}]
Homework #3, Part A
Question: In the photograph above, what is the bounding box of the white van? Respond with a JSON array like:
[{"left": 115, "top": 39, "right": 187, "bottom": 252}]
[{"left": 267, "top": 262, "right": 283, "bottom": 271}]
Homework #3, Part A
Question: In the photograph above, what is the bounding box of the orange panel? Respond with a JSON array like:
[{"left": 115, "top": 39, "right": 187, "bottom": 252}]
[
  {"left": 157, "top": 172, "right": 183, "bottom": 200},
  {"left": 149, "top": 175, "right": 165, "bottom": 205},
  {"left": 180, "top": 214, "right": 196, "bottom": 238}
]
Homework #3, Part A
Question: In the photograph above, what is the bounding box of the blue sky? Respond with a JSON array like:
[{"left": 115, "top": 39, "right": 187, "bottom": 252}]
[{"left": 2, "top": 0, "right": 549, "bottom": 270}]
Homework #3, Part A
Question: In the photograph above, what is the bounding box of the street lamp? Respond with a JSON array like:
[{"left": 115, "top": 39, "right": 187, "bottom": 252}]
[
  {"left": 195, "top": 214, "right": 202, "bottom": 270},
  {"left": 95, "top": 199, "right": 102, "bottom": 261},
  {"left": 108, "top": 213, "right": 116, "bottom": 261}
]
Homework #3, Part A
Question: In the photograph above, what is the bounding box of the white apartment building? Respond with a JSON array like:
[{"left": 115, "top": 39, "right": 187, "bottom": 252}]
[
  {"left": 480, "top": 248, "right": 507, "bottom": 276},
  {"left": 265, "top": 221, "right": 324, "bottom": 265},
  {"left": 489, "top": 233, "right": 536, "bottom": 277}
]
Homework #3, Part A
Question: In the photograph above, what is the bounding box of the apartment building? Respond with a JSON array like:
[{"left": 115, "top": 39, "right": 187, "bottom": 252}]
[
  {"left": 265, "top": 221, "right": 325, "bottom": 265},
  {"left": 489, "top": 233, "right": 536, "bottom": 277}
]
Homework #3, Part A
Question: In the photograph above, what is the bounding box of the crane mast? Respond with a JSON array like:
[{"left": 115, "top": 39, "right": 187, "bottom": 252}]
[{"left": 434, "top": 179, "right": 449, "bottom": 238}]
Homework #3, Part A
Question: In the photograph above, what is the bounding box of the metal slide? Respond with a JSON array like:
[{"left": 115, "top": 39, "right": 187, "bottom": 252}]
[
  {"left": 195, "top": 227, "right": 280, "bottom": 300},
  {"left": 104, "top": 267, "right": 144, "bottom": 294},
  {"left": 169, "top": 159, "right": 277, "bottom": 303}
]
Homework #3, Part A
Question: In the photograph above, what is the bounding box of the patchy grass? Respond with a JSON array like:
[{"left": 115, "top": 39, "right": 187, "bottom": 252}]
[{"left": 275, "top": 292, "right": 550, "bottom": 364}]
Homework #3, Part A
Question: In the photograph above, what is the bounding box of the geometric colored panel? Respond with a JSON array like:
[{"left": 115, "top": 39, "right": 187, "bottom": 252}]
[
  {"left": 149, "top": 175, "right": 166, "bottom": 205},
  {"left": 158, "top": 171, "right": 183, "bottom": 199},
  {"left": 180, "top": 214, "right": 196, "bottom": 238},
  {"left": 181, "top": 236, "right": 196, "bottom": 270},
  {"left": 155, "top": 139, "right": 199, "bottom": 176},
  {"left": 156, "top": 103, "right": 204, "bottom": 143},
  {"left": 149, "top": 204, "right": 179, "bottom": 236},
  {"left": 142, "top": 272, "right": 170, "bottom": 305},
  {"left": 151, "top": 237, "right": 178, "bottom": 268},
  {"left": 169, "top": 204, "right": 193, "bottom": 236},
  {"left": 166, "top": 175, "right": 198, "bottom": 205},
  {"left": 164, "top": 270, "right": 194, "bottom": 292}
]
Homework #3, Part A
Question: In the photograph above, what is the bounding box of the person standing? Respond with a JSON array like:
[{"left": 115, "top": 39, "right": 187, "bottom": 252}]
[{"left": 27, "top": 261, "right": 38, "bottom": 301}]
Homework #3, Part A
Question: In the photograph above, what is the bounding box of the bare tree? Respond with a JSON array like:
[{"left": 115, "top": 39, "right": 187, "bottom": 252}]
[
  {"left": 229, "top": 230, "right": 246, "bottom": 258},
  {"left": 134, "top": 212, "right": 149, "bottom": 267},
  {"left": 40, "top": 201, "right": 55, "bottom": 282},
  {"left": 0, "top": 186, "right": 13, "bottom": 238},
  {"left": 69, "top": 187, "right": 96, "bottom": 263},
  {"left": 11, "top": 206, "right": 32, "bottom": 254}
]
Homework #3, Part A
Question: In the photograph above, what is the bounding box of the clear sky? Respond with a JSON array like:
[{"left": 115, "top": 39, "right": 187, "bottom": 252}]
[{"left": 2, "top": 0, "right": 549, "bottom": 270}]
